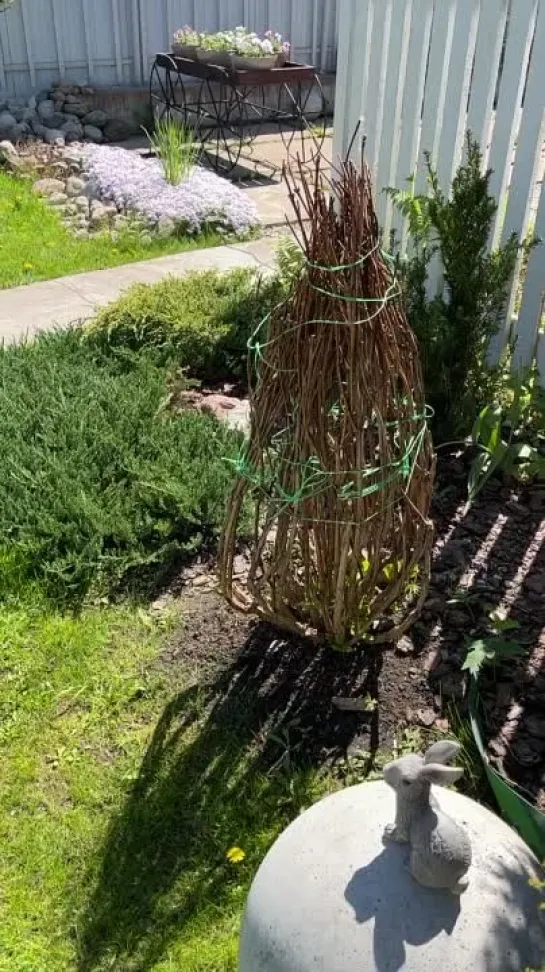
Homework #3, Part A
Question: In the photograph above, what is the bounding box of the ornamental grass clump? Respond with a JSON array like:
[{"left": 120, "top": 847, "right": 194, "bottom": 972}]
[
  {"left": 145, "top": 117, "right": 200, "bottom": 186},
  {"left": 220, "top": 155, "right": 435, "bottom": 647}
]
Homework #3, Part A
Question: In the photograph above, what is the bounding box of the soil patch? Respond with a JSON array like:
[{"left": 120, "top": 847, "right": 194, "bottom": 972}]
[{"left": 158, "top": 453, "right": 545, "bottom": 799}]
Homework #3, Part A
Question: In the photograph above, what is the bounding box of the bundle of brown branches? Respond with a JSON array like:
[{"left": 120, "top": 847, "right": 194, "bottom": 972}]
[{"left": 219, "top": 154, "right": 435, "bottom": 647}]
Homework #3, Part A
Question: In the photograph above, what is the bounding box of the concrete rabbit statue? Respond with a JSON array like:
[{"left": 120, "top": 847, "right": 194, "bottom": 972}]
[{"left": 383, "top": 740, "right": 472, "bottom": 893}]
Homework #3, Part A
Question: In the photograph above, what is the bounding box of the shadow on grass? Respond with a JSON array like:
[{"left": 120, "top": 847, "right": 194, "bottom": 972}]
[{"left": 77, "top": 620, "right": 379, "bottom": 972}]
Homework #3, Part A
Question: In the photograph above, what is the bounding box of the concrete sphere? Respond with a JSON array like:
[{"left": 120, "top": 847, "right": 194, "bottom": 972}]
[{"left": 239, "top": 781, "right": 545, "bottom": 972}]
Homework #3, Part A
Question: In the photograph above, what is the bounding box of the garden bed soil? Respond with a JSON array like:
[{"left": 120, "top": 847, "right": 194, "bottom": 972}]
[{"left": 159, "top": 450, "right": 545, "bottom": 803}]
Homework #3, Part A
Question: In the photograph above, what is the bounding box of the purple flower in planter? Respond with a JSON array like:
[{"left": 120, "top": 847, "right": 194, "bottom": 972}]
[{"left": 83, "top": 146, "right": 260, "bottom": 237}]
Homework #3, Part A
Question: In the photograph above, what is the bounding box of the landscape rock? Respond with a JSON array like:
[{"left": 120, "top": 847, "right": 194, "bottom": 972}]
[
  {"left": 43, "top": 111, "right": 66, "bottom": 130},
  {"left": 66, "top": 175, "right": 86, "bottom": 197},
  {"left": 34, "top": 177, "right": 66, "bottom": 196},
  {"left": 47, "top": 192, "right": 68, "bottom": 206},
  {"left": 103, "top": 118, "right": 134, "bottom": 143},
  {"left": 74, "top": 195, "right": 90, "bottom": 213},
  {"left": 156, "top": 215, "right": 176, "bottom": 238},
  {"left": 37, "top": 99, "right": 55, "bottom": 120},
  {"left": 395, "top": 634, "right": 414, "bottom": 656},
  {"left": 10, "top": 122, "right": 31, "bottom": 141},
  {"left": 415, "top": 706, "right": 436, "bottom": 728},
  {"left": 83, "top": 109, "right": 109, "bottom": 128},
  {"left": 68, "top": 103, "right": 89, "bottom": 118},
  {"left": 30, "top": 119, "right": 47, "bottom": 138},
  {"left": 84, "top": 125, "right": 104, "bottom": 143},
  {"left": 0, "top": 110, "right": 16, "bottom": 137},
  {"left": 43, "top": 128, "right": 65, "bottom": 145},
  {"left": 0, "top": 139, "right": 17, "bottom": 158},
  {"left": 35, "top": 89, "right": 51, "bottom": 104}
]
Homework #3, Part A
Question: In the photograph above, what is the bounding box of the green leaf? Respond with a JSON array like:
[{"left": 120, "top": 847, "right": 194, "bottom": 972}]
[{"left": 462, "top": 637, "right": 525, "bottom": 677}]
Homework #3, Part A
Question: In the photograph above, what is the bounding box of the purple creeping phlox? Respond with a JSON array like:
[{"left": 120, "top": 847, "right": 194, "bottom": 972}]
[{"left": 83, "top": 145, "right": 260, "bottom": 237}]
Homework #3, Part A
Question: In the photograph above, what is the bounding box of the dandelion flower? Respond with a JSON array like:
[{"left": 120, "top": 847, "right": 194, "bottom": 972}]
[
  {"left": 23, "top": 262, "right": 33, "bottom": 270},
  {"left": 226, "top": 846, "right": 246, "bottom": 864}
]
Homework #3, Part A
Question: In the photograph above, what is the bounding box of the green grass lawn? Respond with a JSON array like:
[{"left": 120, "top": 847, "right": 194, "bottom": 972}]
[
  {"left": 0, "top": 313, "right": 334, "bottom": 971},
  {"left": 0, "top": 171, "right": 222, "bottom": 289},
  {"left": 0, "top": 598, "right": 334, "bottom": 972}
]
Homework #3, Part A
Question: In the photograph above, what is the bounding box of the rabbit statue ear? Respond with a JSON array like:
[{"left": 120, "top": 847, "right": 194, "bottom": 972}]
[
  {"left": 419, "top": 763, "right": 464, "bottom": 787},
  {"left": 424, "top": 740, "right": 461, "bottom": 765}
]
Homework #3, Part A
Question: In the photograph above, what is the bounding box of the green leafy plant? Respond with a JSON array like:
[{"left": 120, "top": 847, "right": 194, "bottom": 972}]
[
  {"left": 462, "top": 637, "right": 525, "bottom": 678},
  {"left": 145, "top": 117, "right": 200, "bottom": 186},
  {"left": 84, "top": 268, "right": 282, "bottom": 382},
  {"left": 389, "top": 135, "right": 522, "bottom": 441},
  {"left": 468, "top": 359, "right": 545, "bottom": 500},
  {"left": 0, "top": 329, "right": 242, "bottom": 606}
]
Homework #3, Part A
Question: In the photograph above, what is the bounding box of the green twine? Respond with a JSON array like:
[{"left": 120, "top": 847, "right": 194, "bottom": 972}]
[{"left": 234, "top": 239, "right": 430, "bottom": 518}]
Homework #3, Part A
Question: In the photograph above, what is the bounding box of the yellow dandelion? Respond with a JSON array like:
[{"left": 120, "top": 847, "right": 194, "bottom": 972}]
[
  {"left": 226, "top": 846, "right": 246, "bottom": 864},
  {"left": 23, "top": 262, "right": 33, "bottom": 270}
]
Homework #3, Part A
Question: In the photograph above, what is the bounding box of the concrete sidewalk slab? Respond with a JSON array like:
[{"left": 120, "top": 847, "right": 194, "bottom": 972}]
[{"left": 0, "top": 237, "right": 279, "bottom": 343}]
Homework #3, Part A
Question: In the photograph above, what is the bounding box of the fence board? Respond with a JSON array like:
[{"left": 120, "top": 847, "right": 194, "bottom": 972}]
[
  {"left": 394, "top": 0, "right": 434, "bottom": 250},
  {"left": 0, "top": 0, "right": 336, "bottom": 93},
  {"left": 515, "top": 180, "right": 545, "bottom": 369},
  {"left": 465, "top": 0, "right": 508, "bottom": 159},
  {"left": 488, "top": 0, "right": 537, "bottom": 249},
  {"left": 434, "top": 0, "right": 479, "bottom": 192},
  {"left": 334, "top": 0, "right": 545, "bottom": 382},
  {"left": 377, "top": 0, "right": 410, "bottom": 235}
]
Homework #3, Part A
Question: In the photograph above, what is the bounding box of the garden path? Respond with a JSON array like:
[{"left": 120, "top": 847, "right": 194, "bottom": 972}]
[{"left": 0, "top": 236, "right": 278, "bottom": 342}]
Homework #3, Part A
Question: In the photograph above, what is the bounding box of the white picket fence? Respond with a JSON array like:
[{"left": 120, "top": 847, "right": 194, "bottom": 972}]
[
  {"left": 0, "top": 0, "right": 338, "bottom": 94},
  {"left": 333, "top": 0, "right": 545, "bottom": 375}
]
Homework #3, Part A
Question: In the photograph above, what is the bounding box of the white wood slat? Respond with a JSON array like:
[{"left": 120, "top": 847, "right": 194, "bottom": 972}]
[
  {"left": 465, "top": 0, "right": 509, "bottom": 162},
  {"left": 514, "top": 179, "right": 545, "bottom": 368},
  {"left": 435, "top": 0, "right": 480, "bottom": 193},
  {"left": 488, "top": 0, "right": 538, "bottom": 249},
  {"left": 50, "top": 0, "right": 65, "bottom": 78},
  {"left": 379, "top": 0, "right": 412, "bottom": 238},
  {"left": 414, "top": 0, "right": 458, "bottom": 194}
]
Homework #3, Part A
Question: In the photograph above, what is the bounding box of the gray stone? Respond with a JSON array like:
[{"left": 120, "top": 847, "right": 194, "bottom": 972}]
[
  {"left": 73, "top": 228, "right": 90, "bottom": 239},
  {"left": 19, "top": 106, "right": 37, "bottom": 123},
  {"left": 47, "top": 192, "right": 69, "bottom": 206},
  {"left": 7, "top": 98, "right": 26, "bottom": 113},
  {"left": 240, "top": 781, "right": 545, "bottom": 972},
  {"left": 89, "top": 201, "right": 114, "bottom": 226},
  {"left": 10, "top": 122, "right": 31, "bottom": 141},
  {"left": 34, "top": 177, "right": 66, "bottom": 196},
  {"left": 54, "top": 89, "right": 66, "bottom": 103},
  {"left": 63, "top": 203, "right": 79, "bottom": 216},
  {"left": 65, "top": 130, "right": 83, "bottom": 145},
  {"left": 0, "top": 110, "right": 16, "bottom": 137},
  {"left": 113, "top": 213, "right": 129, "bottom": 229},
  {"left": 43, "top": 128, "right": 65, "bottom": 145},
  {"left": 140, "top": 233, "right": 152, "bottom": 246},
  {"left": 156, "top": 215, "right": 176, "bottom": 238},
  {"left": 35, "top": 89, "right": 51, "bottom": 104},
  {"left": 83, "top": 109, "right": 109, "bottom": 128},
  {"left": 27, "top": 95, "right": 37, "bottom": 111},
  {"left": 30, "top": 119, "right": 46, "bottom": 137},
  {"left": 37, "top": 99, "right": 55, "bottom": 120},
  {"left": 66, "top": 175, "right": 86, "bottom": 197},
  {"left": 74, "top": 195, "right": 90, "bottom": 213},
  {"left": 84, "top": 124, "right": 104, "bottom": 143},
  {"left": 103, "top": 118, "right": 134, "bottom": 143},
  {"left": 81, "top": 86, "right": 95, "bottom": 96},
  {"left": 0, "top": 139, "right": 17, "bottom": 158},
  {"left": 43, "top": 112, "right": 66, "bottom": 130},
  {"left": 61, "top": 112, "right": 83, "bottom": 126},
  {"left": 67, "top": 103, "right": 89, "bottom": 118}
]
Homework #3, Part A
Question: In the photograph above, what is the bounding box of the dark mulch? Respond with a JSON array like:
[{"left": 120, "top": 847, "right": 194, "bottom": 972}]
[{"left": 159, "top": 452, "right": 545, "bottom": 801}]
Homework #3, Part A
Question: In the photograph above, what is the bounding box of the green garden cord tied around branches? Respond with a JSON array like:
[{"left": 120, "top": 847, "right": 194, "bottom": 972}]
[{"left": 219, "top": 153, "right": 435, "bottom": 647}]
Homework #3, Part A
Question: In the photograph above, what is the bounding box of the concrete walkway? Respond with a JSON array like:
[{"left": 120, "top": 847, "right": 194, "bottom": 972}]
[{"left": 0, "top": 236, "right": 278, "bottom": 343}]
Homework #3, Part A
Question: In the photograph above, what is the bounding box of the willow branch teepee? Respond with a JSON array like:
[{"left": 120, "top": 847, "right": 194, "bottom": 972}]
[{"left": 219, "top": 153, "right": 435, "bottom": 647}]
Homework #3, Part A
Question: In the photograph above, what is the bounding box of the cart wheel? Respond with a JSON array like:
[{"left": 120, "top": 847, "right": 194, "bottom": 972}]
[
  {"left": 278, "top": 74, "right": 327, "bottom": 166},
  {"left": 199, "top": 79, "right": 244, "bottom": 175},
  {"left": 150, "top": 57, "right": 186, "bottom": 126}
]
